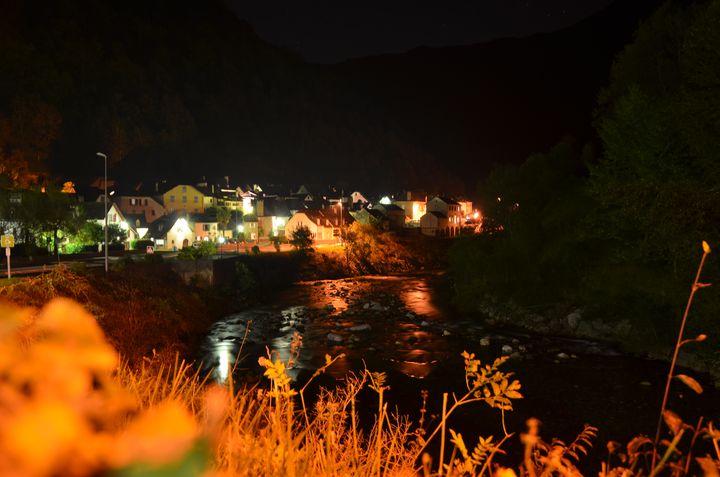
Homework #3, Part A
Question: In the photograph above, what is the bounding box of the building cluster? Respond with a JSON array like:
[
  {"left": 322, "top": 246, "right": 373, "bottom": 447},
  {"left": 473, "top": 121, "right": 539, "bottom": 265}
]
[{"left": 50, "top": 178, "right": 480, "bottom": 251}]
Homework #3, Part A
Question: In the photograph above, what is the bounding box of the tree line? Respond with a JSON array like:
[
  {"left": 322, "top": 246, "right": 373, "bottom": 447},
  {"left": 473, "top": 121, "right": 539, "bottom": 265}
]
[{"left": 450, "top": 0, "right": 720, "bottom": 345}]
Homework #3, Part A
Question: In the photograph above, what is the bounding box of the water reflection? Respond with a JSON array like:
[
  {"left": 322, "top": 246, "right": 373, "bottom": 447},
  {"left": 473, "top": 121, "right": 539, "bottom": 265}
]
[
  {"left": 201, "top": 275, "right": 452, "bottom": 383},
  {"left": 399, "top": 280, "right": 442, "bottom": 319},
  {"left": 198, "top": 274, "right": 720, "bottom": 472}
]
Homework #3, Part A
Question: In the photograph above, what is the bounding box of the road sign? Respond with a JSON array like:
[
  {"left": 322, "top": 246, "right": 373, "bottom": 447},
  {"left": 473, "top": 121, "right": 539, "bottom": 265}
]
[
  {"left": 4, "top": 246, "right": 10, "bottom": 279},
  {"left": 1, "top": 235, "right": 14, "bottom": 248}
]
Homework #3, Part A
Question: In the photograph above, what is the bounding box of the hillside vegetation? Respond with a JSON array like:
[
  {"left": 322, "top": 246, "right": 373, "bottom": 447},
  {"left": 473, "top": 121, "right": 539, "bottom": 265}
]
[{"left": 450, "top": 0, "right": 720, "bottom": 358}]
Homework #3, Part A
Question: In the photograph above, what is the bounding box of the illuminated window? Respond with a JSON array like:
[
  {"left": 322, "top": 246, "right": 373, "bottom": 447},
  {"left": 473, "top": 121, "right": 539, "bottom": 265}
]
[
  {"left": 194, "top": 196, "right": 199, "bottom": 203},
  {"left": 170, "top": 195, "right": 175, "bottom": 202},
  {"left": 182, "top": 196, "right": 187, "bottom": 203},
  {"left": 182, "top": 186, "right": 187, "bottom": 192}
]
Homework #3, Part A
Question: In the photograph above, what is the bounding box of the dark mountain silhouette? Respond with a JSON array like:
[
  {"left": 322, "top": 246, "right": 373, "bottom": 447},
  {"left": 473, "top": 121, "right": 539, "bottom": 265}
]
[
  {"left": 328, "top": 0, "right": 665, "bottom": 188},
  {"left": 0, "top": 0, "right": 664, "bottom": 195}
]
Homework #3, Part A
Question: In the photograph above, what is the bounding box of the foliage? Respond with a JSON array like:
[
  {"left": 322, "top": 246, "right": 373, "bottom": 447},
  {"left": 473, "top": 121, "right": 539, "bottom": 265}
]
[
  {"left": 1, "top": 290, "right": 720, "bottom": 476},
  {"left": 450, "top": 139, "right": 592, "bottom": 308},
  {"left": 342, "top": 222, "right": 415, "bottom": 274},
  {"left": 130, "top": 239, "right": 154, "bottom": 251},
  {"left": 0, "top": 0, "right": 461, "bottom": 193},
  {"left": 451, "top": 0, "right": 720, "bottom": 342},
  {"left": 289, "top": 225, "right": 314, "bottom": 252},
  {"left": 0, "top": 267, "right": 221, "bottom": 366},
  {"left": 586, "top": 0, "right": 720, "bottom": 333},
  {"left": 214, "top": 207, "right": 231, "bottom": 237},
  {"left": 0, "top": 98, "right": 61, "bottom": 187},
  {"left": 234, "top": 262, "right": 256, "bottom": 295},
  {"left": 178, "top": 241, "right": 216, "bottom": 260},
  {"left": 251, "top": 245, "right": 260, "bottom": 255},
  {"left": 72, "top": 221, "right": 103, "bottom": 246}
]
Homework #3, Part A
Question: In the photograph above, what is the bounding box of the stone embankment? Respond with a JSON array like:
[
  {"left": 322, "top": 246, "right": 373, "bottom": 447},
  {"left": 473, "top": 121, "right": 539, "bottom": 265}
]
[{"left": 476, "top": 297, "right": 720, "bottom": 380}]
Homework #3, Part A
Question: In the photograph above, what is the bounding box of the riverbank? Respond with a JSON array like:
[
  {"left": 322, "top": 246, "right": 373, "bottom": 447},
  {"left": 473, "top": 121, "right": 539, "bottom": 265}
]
[
  {"left": 0, "top": 230, "right": 442, "bottom": 370},
  {"left": 456, "top": 290, "right": 720, "bottom": 382},
  {"left": 0, "top": 264, "right": 237, "bottom": 367}
]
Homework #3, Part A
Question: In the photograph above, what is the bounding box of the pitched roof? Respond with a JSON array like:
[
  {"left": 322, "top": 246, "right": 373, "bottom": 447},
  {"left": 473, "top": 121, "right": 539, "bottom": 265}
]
[
  {"left": 82, "top": 201, "right": 123, "bottom": 221},
  {"left": 81, "top": 201, "right": 106, "bottom": 220},
  {"left": 433, "top": 196, "right": 460, "bottom": 206},
  {"left": 147, "top": 213, "right": 182, "bottom": 237},
  {"left": 189, "top": 211, "right": 218, "bottom": 223},
  {"left": 124, "top": 213, "right": 148, "bottom": 229},
  {"left": 374, "top": 203, "right": 404, "bottom": 213},
  {"left": 260, "top": 198, "right": 291, "bottom": 217},
  {"left": 295, "top": 208, "right": 353, "bottom": 227}
]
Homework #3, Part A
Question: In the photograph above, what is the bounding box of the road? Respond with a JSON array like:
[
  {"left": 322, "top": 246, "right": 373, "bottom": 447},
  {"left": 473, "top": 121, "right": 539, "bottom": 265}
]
[{"left": 2, "top": 241, "right": 346, "bottom": 278}]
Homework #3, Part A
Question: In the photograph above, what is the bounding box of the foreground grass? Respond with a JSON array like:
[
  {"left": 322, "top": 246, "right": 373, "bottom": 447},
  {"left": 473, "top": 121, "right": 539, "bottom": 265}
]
[
  {"left": 0, "top": 266, "right": 226, "bottom": 366},
  {"left": 2, "top": 297, "right": 719, "bottom": 476},
  {"left": 1, "top": 243, "right": 718, "bottom": 476}
]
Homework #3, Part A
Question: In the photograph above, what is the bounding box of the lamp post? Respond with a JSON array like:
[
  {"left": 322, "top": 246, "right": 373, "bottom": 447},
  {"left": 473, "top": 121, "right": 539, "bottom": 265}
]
[
  {"left": 337, "top": 196, "right": 343, "bottom": 245},
  {"left": 96, "top": 152, "right": 108, "bottom": 273}
]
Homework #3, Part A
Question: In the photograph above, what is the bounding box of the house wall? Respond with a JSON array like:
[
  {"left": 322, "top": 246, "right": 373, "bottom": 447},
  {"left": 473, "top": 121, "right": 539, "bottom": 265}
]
[
  {"left": 258, "top": 216, "right": 273, "bottom": 239},
  {"left": 165, "top": 218, "right": 194, "bottom": 250},
  {"left": 286, "top": 213, "right": 321, "bottom": 241},
  {"left": 162, "top": 185, "right": 204, "bottom": 214},
  {"left": 427, "top": 198, "right": 462, "bottom": 236},
  {"left": 394, "top": 200, "right": 426, "bottom": 226},
  {"left": 118, "top": 196, "right": 165, "bottom": 223},
  {"left": 194, "top": 222, "right": 218, "bottom": 241},
  {"left": 420, "top": 213, "right": 449, "bottom": 237},
  {"left": 458, "top": 200, "right": 473, "bottom": 218}
]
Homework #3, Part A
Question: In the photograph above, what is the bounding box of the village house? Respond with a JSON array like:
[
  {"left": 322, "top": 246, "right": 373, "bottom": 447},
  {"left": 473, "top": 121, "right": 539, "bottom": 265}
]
[
  {"left": 116, "top": 194, "right": 166, "bottom": 224},
  {"left": 285, "top": 208, "right": 353, "bottom": 242},
  {"left": 457, "top": 199, "right": 474, "bottom": 219},
  {"left": 420, "top": 211, "right": 449, "bottom": 237},
  {"left": 83, "top": 202, "right": 140, "bottom": 244},
  {"left": 241, "top": 214, "right": 258, "bottom": 241},
  {"left": 147, "top": 214, "right": 193, "bottom": 250},
  {"left": 393, "top": 191, "right": 427, "bottom": 227},
  {"left": 190, "top": 212, "right": 220, "bottom": 242},
  {"left": 256, "top": 197, "right": 291, "bottom": 239},
  {"left": 350, "top": 191, "right": 369, "bottom": 210},
  {"left": 162, "top": 184, "right": 205, "bottom": 214},
  {"left": 350, "top": 207, "right": 389, "bottom": 230},
  {"left": 373, "top": 203, "right": 406, "bottom": 230},
  {"left": 422, "top": 196, "right": 463, "bottom": 236}
]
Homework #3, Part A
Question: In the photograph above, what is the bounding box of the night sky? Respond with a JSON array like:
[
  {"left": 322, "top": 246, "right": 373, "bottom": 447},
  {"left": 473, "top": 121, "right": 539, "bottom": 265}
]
[{"left": 226, "top": 0, "right": 615, "bottom": 63}]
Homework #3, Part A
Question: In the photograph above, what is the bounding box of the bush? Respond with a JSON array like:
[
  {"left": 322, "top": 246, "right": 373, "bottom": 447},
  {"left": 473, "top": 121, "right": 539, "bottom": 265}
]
[
  {"left": 289, "top": 225, "right": 313, "bottom": 252},
  {"left": 143, "top": 253, "right": 164, "bottom": 264},
  {"left": 131, "top": 239, "right": 154, "bottom": 251},
  {"left": 178, "top": 241, "right": 216, "bottom": 260},
  {"left": 251, "top": 245, "right": 260, "bottom": 255}
]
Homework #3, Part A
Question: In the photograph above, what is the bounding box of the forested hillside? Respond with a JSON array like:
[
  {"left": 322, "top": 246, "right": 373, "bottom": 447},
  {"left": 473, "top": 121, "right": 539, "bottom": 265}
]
[{"left": 0, "top": 0, "right": 454, "bottom": 192}]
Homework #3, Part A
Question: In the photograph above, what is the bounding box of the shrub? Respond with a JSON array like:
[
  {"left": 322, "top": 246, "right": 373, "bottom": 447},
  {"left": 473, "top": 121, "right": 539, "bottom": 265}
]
[
  {"left": 289, "top": 225, "right": 313, "bottom": 252},
  {"left": 178, "top": 242, "right": 216, "bottom": 260},
  {"left": 131, "top": 239, "right": 154, "bottom": 251}
]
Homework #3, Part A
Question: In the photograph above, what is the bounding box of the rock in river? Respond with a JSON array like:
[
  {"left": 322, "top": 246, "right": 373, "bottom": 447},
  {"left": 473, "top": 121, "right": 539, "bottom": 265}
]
[{"left": 327, "top": 333, "right": 343, "bottom": 343}]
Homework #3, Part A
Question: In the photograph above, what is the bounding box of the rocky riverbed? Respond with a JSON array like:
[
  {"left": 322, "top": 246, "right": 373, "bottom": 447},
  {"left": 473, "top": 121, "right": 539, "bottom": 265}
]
[{"left": 199, "top": 274, "right": 720, "bottom": 471}]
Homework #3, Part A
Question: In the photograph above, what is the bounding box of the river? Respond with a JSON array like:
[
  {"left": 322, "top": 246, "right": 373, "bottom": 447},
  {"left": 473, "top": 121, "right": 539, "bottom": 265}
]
[{"left": 199, "top": 274, "right": 719, "bottom": 472}]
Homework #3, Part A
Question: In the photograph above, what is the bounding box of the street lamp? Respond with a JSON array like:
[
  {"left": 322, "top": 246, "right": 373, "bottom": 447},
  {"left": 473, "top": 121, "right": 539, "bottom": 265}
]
[
  {"left": 96, "top": 152, "right": 108, "bottom": 273},
  {"left": 337, "top": 198, "right": 343, "bottom": 244}
]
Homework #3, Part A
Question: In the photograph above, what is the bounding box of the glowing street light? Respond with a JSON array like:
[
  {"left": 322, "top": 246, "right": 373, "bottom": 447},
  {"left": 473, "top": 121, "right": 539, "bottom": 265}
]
[
  {"left": 337, "top": 199, "right": 344, "bottom": 244},
  {"left": 96, "top": 152, "right": 108, "bottom": 273}
]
